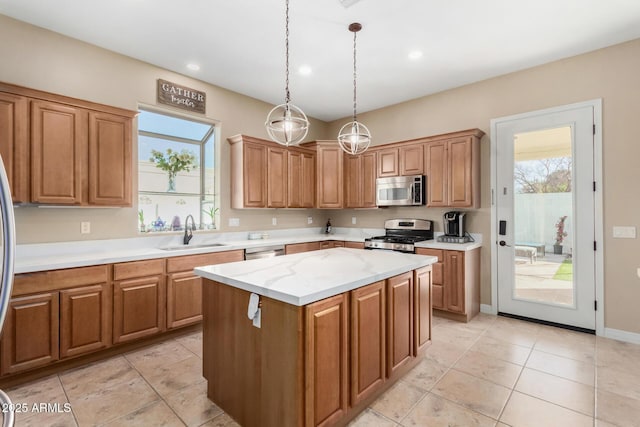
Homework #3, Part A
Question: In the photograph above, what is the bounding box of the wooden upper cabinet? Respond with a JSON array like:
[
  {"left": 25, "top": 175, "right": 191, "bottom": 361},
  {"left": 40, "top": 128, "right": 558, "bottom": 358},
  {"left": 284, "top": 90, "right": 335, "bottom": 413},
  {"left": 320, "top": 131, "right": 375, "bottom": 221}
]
[
  {"left": 377, "top": 147, "right": 399, "bottom": 178},
  {"left": 399, "top": 143, "right": 424, "bottom": 176},
  {"left": 267, "top": 146, "right": 287, "bottom": 208},
  {"left": 88, "top": 112, "right": 132, "bottom": 206},
  {"left": 0, "top": 92, "right": 29, "bottom": 202},
  {"left": 424, "top": 130, "right": 483, "bottom": 208},
  {"left": 287, "top": 148, "right": 315, "bottom": 208},
  {"left": 229, "top": 136, "right": 268, "bottom": 208},
  {"left": 344, "top": 151, "right": 377, "bottom": 208},
  {"left": 31, "top": 100, "right": 87, "bottom": 205},
  {"left": 308, "top": 141, "right": 343, "bottom": 209},
  {"left": 1, "top": 83, "right": 135, "bottom": 206}
]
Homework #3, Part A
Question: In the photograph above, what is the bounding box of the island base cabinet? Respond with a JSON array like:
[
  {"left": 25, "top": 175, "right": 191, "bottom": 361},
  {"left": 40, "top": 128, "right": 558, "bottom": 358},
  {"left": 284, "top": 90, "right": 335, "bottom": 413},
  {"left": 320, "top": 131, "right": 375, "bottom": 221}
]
[
  {"left": 0, "top": 293, "right": 59, "bottom": 375},
  {"left": 305, "top": 294, "right": 349, "bottom": 427},
  {"left": 386, "top": 272, "right": 414, "bottom": 380}
]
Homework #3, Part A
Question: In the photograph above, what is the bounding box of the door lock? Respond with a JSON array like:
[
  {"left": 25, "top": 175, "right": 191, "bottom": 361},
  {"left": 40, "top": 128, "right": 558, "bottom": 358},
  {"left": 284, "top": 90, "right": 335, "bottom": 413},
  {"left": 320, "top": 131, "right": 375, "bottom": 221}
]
[{"left": 499, "top": 240, "right": 511, "bottom": 247}]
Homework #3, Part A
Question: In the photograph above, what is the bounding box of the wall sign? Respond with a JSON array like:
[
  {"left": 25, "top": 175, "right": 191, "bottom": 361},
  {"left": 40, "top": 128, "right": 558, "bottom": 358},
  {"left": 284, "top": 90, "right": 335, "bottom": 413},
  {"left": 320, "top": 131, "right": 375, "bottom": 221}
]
[{"left": 157, "top": 79, "right": 206, "bottom": 114}]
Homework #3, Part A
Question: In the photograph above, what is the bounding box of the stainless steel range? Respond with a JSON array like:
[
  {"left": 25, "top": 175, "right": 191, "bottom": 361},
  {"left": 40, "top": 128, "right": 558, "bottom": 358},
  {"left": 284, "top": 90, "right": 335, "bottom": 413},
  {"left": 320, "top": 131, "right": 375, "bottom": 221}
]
[{"left": 364, "top": 219, "right": 434, "bottom": 253}]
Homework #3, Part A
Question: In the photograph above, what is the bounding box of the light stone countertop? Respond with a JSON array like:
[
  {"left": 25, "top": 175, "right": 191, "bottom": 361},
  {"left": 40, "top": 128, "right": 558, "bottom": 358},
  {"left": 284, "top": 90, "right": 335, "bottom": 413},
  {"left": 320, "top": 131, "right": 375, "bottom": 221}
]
[
  {"left": 194, "top": 247, "right": 437, "bottom": 306},
  {"left": 15, "top": 227, "right": 481, "bottom": 274}
]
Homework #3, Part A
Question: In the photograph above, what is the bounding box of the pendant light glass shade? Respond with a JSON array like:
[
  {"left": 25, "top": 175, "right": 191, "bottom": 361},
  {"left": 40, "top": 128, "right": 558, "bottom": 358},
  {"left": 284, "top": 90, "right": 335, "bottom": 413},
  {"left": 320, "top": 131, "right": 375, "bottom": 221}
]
[
  {"left": 265, "top": 0, "right": 309, "bottom": 146},
  {"left": 266, "top": 103, "right": 309, "bottom": 145},
  {"left": 338, "top": 22, "right": 370, "bottom": 155},
  {"left": 338, "top": 121, "right": 371, "bottom": 155}
]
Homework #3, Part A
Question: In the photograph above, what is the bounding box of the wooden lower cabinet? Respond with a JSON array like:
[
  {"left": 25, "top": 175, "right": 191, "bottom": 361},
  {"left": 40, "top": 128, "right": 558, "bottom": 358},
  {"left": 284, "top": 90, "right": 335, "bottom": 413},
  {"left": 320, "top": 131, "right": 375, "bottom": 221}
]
[
  {"left": 202, "top": 267, "right": 432, "bottom": 427},
  {"left": 386, "top": 272, "right": 414, "bottom": 379},
  {"left": 344, "top": 241, "right": 365, "bottom": 249},
  {"left": 113, "top": 259, "right": 165, "bottom": 344},
  {"left": 60, "top": 284, "right": 111, "bottom": 358},
  {"left": 350, "top": 281, "right": 385, "bottom": 406},
  {"left": 0, "top": 293, "right": 59, "bottom": 375},
  {"left": 285, "top": 241, "right": 321, "bottom": 255},
  {"left": 416, "top": 247, "right": 480, "bottom": 322},
  {"left": 305, "top": 294, "right": 349, "bottom": 427}
]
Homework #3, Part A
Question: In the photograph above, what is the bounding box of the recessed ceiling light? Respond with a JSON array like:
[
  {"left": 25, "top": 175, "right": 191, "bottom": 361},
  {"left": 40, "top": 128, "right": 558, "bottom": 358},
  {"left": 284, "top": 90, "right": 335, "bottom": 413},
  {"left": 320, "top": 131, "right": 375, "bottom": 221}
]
[
  {"left": 408, "top": 50, "right": 423, "bottom": 60},
  {"left": 187, "top": 63, "right": 200, "bottom": 71},
  {"left": 298, "top": 65, "right": 312, "bottom": 76}
]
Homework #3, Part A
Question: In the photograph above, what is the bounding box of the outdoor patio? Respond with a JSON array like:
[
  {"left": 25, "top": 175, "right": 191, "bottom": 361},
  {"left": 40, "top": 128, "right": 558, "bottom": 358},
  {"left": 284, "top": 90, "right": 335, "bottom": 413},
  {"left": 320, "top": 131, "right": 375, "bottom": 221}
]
[{"left": 514, "top": 253, "right": 574, "bottom": 305}]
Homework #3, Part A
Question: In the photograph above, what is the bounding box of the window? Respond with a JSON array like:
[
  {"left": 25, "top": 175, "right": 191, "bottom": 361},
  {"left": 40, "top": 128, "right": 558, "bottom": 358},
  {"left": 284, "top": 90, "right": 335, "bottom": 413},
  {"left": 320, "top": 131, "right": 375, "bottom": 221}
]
[{"left": 137, "top": 108, "right": 216, "bottom": 232}]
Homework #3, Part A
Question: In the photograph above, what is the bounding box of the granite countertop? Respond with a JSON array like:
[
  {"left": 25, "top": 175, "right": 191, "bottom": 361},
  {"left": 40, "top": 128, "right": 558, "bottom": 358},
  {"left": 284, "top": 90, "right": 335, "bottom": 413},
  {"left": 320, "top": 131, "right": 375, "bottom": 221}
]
[
  {"left": 194, "top": 247, "right": 437, "bottom": 306},
  {"left": 15, "top": 227, "right": 482, "bottom": 274}
]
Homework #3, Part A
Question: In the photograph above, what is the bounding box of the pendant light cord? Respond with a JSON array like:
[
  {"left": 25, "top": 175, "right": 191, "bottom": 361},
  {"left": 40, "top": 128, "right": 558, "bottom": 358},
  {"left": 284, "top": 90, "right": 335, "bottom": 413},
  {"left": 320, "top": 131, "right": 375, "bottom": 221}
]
[
  {"left": 352, "top": 29, "right": 357, "bottom": 122},
  {"left": 284, "top": 0, "right": 291, "bottom": 106}
]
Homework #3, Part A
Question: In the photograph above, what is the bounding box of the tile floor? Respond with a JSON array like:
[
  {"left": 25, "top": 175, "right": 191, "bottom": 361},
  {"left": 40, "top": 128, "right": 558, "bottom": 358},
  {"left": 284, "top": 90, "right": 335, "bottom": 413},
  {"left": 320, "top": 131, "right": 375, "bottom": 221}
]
[{"left": 6, "top": 313, "right": 640, "bottom": 426}]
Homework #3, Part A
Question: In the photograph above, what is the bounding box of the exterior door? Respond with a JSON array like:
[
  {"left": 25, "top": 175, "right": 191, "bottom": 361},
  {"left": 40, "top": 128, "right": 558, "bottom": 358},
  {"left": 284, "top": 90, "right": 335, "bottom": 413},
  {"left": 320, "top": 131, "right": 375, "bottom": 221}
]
[{"left": 493, "top": 102, "right": 597, "bottom": 330}]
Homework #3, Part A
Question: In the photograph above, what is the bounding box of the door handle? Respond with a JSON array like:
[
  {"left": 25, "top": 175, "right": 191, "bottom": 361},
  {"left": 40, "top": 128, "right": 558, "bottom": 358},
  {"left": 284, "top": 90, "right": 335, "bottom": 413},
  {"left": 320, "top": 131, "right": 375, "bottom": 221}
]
[{"left": 499, "top": 240, "right": 511, "bottom": 247}]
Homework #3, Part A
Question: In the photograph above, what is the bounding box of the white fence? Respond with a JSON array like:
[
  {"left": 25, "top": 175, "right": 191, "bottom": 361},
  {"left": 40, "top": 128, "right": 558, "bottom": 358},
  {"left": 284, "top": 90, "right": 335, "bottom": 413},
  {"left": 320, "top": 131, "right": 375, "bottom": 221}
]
[{"left": 514, "top": 192, "right": 572, "bottom": 254}]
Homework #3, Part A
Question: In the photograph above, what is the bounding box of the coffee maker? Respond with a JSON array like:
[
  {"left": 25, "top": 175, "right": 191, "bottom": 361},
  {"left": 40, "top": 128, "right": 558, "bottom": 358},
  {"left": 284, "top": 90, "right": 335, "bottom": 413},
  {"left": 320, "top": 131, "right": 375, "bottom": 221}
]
[{"left": 438, "top": 211, "right": 470, "bottom": 243}]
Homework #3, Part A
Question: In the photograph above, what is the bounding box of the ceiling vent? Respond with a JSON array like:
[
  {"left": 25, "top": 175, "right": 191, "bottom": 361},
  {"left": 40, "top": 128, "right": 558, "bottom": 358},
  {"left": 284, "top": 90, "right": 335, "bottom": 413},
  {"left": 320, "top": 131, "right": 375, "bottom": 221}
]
[{"left": 339, "top": 0, "right": 363, "bottom": 8}]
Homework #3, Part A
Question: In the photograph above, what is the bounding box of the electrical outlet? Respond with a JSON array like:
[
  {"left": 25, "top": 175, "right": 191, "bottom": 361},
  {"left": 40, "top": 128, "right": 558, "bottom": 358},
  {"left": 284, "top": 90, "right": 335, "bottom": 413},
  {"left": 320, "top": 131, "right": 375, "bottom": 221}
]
[
  {"left": 307, "top": 216, "right": 313, "bottom": 224},
  {"left": 229, "top": 218, "right": 240, "bottom": 227},
  {"left": 637, "top": 268, "right": 640, "bottom": 279},
  {"left": 80, "top": 221, "right": 91, "bottom": 234},
  {"left": 352, "top": 217, "right": 357, "bottom": 225},
  {"left": 272, "top": 217, "right": 277, "bottom": 226}
]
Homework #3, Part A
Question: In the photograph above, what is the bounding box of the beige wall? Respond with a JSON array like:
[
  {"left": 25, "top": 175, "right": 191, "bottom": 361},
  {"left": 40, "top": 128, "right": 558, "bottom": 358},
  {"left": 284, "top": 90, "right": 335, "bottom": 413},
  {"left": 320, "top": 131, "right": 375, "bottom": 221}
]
[{"left": 2, "top": 14, "right": 640, "bottom": 334}]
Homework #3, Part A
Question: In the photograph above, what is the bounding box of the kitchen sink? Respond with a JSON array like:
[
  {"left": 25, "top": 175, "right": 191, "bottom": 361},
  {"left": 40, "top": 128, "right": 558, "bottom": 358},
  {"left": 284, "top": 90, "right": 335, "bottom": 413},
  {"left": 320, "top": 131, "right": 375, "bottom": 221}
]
[{"left": 159, "top": 243, "right": 227, "bottom": 251}]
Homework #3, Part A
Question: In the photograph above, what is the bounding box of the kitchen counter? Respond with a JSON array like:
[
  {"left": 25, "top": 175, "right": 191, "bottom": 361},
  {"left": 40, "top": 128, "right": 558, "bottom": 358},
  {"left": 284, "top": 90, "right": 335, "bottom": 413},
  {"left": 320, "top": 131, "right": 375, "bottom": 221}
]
[
  {"left": 15, "top": 227, "right": 481, "bottom": 274},
  {"left": 194, "top": 247, "right": 437, "bottom": 305}
]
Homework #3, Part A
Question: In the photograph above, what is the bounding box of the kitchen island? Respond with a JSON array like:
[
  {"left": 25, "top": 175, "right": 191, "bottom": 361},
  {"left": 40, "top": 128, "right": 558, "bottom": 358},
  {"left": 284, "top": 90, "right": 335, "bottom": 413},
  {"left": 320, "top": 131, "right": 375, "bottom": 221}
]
[{"left": 194, "top": 248, "right": 437, "bottom": 427}]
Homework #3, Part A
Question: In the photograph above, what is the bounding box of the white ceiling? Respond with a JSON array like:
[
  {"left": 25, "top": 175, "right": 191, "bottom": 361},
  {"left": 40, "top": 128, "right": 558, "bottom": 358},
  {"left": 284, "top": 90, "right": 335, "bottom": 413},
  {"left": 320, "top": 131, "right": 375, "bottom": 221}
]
[{"left": 2, "top": 0, "right": 640, "bottom": 121}]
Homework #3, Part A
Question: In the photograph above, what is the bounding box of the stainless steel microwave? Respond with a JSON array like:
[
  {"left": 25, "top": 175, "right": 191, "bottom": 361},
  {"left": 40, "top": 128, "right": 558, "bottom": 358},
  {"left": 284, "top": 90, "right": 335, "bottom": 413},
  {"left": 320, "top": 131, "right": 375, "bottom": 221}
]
[{"left": 376, "top": 175, "right": 425, "bottom": 206}]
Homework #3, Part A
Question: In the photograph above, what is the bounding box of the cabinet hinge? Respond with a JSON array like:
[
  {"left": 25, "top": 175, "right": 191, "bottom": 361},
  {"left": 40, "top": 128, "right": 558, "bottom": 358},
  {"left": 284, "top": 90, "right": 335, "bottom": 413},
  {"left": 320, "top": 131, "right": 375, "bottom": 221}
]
[
  {"left": 593, "top": 124, "right": 596, "bottom": 135},
  {"left": 594, "top": 300, "right": 598, "bottom": 311},
  {"left": 594, "top": 241, "right": 597, "bottom": 251},
  {"left": 593, "top": 181, "right": 596, "bottom": 192}
]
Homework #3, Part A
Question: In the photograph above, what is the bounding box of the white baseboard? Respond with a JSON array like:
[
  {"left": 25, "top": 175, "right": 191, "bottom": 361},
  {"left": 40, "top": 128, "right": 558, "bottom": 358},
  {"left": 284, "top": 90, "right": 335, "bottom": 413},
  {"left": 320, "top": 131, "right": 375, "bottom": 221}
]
[
  {"left": 480, "top": 304, "right": 496, "bottom": 315},
  {"left": 603, "top": 327, "right": 640, "bottom": 345}
]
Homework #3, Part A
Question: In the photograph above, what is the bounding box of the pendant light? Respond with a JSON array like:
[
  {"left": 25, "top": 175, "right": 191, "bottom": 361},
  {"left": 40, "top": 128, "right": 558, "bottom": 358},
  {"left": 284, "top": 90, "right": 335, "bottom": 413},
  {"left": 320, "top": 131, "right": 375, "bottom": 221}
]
[
  {"left": 338, "top": 22, "right": 371, "bottom": 155},
  {"left": 265, "top": 0, "right": 309, "bottom": 146}
]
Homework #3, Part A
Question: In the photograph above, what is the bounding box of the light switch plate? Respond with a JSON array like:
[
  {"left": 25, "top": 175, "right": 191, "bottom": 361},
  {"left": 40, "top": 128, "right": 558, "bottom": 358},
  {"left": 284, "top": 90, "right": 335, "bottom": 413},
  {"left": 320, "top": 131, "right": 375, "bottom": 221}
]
[
  {"left": 272, "top": 217, "right": 277, "bottom": 226},
  {"left": 307, "top": 216, "right": 313, "bottom": 224},
  {"left": 613, "top": 226, "right": 636, "bottom": 238},
  {"left": 229, "top": 218, "right": 240, "bottom": 227},
  {"left": 352, "top": 217, "right": 357, "bottom": 225},
  {"left": 80, "top": 221, "right": 90, "bottom": 234}
]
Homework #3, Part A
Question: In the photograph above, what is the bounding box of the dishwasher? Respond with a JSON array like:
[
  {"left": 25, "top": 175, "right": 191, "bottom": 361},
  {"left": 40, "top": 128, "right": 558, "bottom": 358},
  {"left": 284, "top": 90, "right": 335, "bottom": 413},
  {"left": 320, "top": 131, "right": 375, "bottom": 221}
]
[{"left": 244, "top": 244, "right": 286, "bottom": 260}]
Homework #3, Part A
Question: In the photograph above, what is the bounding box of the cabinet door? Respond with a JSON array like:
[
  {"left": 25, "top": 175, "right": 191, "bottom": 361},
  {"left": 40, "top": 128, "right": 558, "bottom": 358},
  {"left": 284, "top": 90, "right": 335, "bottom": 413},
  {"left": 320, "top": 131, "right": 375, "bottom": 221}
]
[
  {"left": 0, "top": 92, "right": 29, "bottom": 202},
  {"left": 0, "top": 293, "right": 59, "bottom": 375},
  {"left": 361, "top": 151, "right": 377, "bottom": 207},
  {"left": 350, "top": 281, "right": 385, "bottom": 405},
  {"left": 88, "top": 111, "right": 132, "bottom": 206},
  {"left": 301, "top": 150, "right": 316, "bottom": 208},
  {"left": 113, "top": 275, "right": 165, "bottom": 343},
  {"left": 425, "top": 140, "right": 448, "bottom": 207},
  {"left": 31, "top": 100, "right": 87, "bottom": 204},
  {"left": 386, "top": 272, "right": 413, "bottom": 379},
  {"left": 288, "top": 149, "right": 315, "bottom": 208},
  {"left": 416, "top": 248, "right": 444, "bottom": 309},
  {"left": 316, "top": 144, "right": 343, "bottom": 208},
  {"left": 305, "top": 293, "right": 348, "bottom": 427},
  {"left": 445, "top": 251, "right": 465, "bottom": 313},
  {"left": 345, "top": 241, "right": 365, "bottom": 249},
  {"left": 267, "top": 146, "right": 287, "bottom": 208},
  {"left": 243, "top": 141, "right": 268, "bottom": 207},
  {"left": 413, "top": 267, "right": 432, "bottom": 355},
  {"left": 344, "top": 154, "right": 361, "bottom": 208},
  {"left": 400, "top": 144, "right": 424, "bottom": 176},
  {"left": 60, "top": 283, "right": 111, "bottom": 358},
  {"left": 167, "top": 271, "right": 203, "bottom": 329},
  {"left": 377, "top": 147, "right": 399, "bottom": 177},
  {"left": 448, "top": 137, "right": 473, "bottom": 207}
]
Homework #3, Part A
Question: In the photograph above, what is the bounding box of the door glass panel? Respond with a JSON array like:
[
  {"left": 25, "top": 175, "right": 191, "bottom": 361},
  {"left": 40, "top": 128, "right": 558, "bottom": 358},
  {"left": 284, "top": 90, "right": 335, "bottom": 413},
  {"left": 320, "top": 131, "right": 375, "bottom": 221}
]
[{"left": 512, "top": 126, "right": 574, "bottom": 307}]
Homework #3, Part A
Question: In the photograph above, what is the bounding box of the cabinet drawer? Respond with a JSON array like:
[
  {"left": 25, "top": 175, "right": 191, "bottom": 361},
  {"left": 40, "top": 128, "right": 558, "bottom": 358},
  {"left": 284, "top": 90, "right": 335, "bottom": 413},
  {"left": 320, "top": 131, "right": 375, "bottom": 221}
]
[
  {"left": 113, "top": 259, "right": 164, "bottom": 280},
  {"left": 167, "top": 250, "right": 244, "bottom": 273},
  {"left": 13, "top": 265, "right": 109, "bottom": 296},
  {"left": 415, "top": 248, "right": 442, "bottom": 262}
]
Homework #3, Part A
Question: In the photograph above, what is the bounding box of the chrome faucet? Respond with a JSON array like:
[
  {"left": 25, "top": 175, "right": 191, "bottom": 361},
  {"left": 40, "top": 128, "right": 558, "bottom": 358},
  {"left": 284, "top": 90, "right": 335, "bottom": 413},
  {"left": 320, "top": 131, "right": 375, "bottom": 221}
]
[{"left": 184, "top": 214, "right": 196, "bottom": 245}]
